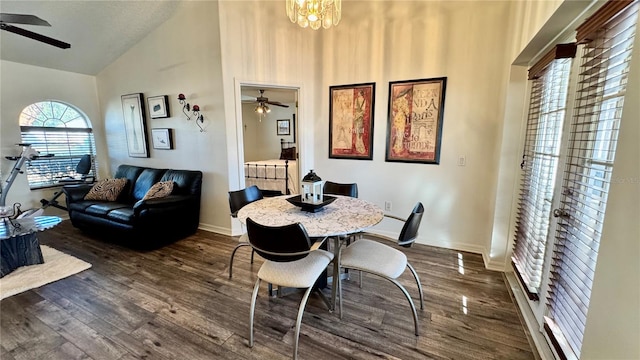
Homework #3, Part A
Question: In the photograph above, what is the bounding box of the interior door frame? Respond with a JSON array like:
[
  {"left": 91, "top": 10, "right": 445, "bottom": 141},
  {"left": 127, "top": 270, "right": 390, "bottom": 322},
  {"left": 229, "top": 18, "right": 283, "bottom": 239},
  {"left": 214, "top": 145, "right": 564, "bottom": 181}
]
[{"left": 233, "top": 79, "right": 301, "bottom": 190}]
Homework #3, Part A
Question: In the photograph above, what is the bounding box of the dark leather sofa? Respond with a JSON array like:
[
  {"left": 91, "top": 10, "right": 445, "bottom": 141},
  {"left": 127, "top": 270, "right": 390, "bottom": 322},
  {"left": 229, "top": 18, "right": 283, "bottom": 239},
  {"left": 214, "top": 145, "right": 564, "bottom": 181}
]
[{"left": 63, "top": 164, "right": 202, "bottom": 247}]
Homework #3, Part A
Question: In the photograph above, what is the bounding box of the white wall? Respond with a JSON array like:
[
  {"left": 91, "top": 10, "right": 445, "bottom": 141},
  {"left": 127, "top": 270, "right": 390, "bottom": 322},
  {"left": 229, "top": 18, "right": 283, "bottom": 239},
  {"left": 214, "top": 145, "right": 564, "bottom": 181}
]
[
  {"left": 0, "top": 60, "right": 104, "bottom": 217},
  {"left": 312, "top": 1, "right": 513, "bottom": 255},
  {"left": 96, "top": 1, "right": 229, "bottom": 233}
]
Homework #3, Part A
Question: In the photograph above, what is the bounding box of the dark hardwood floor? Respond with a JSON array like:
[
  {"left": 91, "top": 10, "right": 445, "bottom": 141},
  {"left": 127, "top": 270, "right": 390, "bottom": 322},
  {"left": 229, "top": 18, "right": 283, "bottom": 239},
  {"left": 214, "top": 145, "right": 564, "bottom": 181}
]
[{"left": 1, "top": 221, "right": 536, "bottom": 360}]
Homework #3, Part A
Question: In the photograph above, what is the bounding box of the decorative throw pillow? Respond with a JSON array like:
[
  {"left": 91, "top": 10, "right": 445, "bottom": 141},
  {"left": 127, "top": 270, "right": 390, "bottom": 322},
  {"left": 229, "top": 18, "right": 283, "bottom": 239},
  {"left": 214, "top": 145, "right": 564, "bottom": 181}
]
[
  {"left": 280, "top": 146, "right": 296, "bottom": 160},
  {"left": 142, "top": 181, "right": 174, "bottom": 200},
  {"left": 84, "top": 178, "right": 128, "bottom": 201}
]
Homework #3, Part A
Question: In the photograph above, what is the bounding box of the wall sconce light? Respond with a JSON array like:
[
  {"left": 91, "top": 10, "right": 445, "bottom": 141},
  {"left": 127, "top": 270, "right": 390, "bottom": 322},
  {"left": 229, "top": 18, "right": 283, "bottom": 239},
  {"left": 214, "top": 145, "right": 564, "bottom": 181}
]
[
  {"left": 178, "top": 93, "right": 191, "bottom": 120},
  {"left": 191, "top": 105, "right": 205, "bottom": 132}
]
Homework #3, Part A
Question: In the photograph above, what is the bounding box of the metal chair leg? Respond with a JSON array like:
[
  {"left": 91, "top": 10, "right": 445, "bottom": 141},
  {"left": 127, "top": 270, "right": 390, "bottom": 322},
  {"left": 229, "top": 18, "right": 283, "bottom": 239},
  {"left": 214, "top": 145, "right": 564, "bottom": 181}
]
[
  {"left": 388, "top": 277, "right": 420, "bottom": 336},
  {"left": 338, "top": 265, "right": 344, "bottom": 319},
  {"left": 249, "top": 278, "right": 261, "bottom": 347},
  {"left": 293, "top": 286, "right": 314, "bottom": 360},
  {"left": 229, "top": 242, "right": 251, "bottom": 278},
  {"left": 407, "top": 262, "right": 424, "bottom": 310},
  {"left": 250, "top": 249, "right": 255, "bottom": 263}
]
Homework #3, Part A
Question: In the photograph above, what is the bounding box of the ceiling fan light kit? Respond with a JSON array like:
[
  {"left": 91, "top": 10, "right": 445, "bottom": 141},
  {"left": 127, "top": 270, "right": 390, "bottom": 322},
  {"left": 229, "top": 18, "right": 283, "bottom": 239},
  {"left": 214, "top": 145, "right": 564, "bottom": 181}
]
[
  {"left": 286, "top": 0, "right": 341, "bottom": 30},
  {"left": 252, "top": 89, "right": 289, "bottom": 121},
  {"left": 0, "top": 13, "right": 71, "bottom": 49}
]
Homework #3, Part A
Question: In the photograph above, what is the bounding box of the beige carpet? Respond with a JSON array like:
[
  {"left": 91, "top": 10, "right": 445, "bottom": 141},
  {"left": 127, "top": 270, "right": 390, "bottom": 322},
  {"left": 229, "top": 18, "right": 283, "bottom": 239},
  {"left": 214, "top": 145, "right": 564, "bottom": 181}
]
[{"left": 0, "top": 245, "right": 91, "bottom": 300}]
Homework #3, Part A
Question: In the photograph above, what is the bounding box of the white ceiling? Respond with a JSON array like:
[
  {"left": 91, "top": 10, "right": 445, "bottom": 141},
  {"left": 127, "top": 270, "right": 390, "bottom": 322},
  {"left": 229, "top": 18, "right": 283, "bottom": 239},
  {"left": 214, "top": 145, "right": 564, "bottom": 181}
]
[
  {"left": 0, "top": 1, "right": 180, "bottom": 75},
  {"left": 1, "top": 1, "right": 299, "bottom": 104}
]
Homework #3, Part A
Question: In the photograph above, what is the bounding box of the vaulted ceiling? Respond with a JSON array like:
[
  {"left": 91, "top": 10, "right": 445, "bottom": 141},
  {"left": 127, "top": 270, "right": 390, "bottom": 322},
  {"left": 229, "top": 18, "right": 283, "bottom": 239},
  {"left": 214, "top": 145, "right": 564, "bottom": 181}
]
[{"left": 0, "top": 1, "right": 179, "bottom": 75}]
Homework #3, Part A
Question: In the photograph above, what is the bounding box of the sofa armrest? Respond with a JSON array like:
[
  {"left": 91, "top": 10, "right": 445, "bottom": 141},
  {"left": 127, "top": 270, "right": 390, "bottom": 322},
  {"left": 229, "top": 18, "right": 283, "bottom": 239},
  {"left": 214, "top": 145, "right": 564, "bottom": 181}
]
[{"left": 62, "top": 184, "right": 93, "bottom": 203}]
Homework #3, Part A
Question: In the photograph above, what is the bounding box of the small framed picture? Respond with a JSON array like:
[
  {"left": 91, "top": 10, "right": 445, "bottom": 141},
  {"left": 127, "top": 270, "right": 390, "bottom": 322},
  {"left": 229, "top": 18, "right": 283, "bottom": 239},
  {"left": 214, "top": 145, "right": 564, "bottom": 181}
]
[
  {"left": 151, "top": 128, "right": 173, "bottom": 150},
  {"left": 147, "top": 95, "right": 170, "bottom": 119},
  {"left": 277, "top": 119, "right": 290, "bottom": 135}
]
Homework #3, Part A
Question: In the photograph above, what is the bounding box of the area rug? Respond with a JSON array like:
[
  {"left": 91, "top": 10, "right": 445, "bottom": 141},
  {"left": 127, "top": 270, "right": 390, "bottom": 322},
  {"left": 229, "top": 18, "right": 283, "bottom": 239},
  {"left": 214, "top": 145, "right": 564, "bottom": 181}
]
[{"left": 0, "top": 245, "right": 91, "bottom": 300}]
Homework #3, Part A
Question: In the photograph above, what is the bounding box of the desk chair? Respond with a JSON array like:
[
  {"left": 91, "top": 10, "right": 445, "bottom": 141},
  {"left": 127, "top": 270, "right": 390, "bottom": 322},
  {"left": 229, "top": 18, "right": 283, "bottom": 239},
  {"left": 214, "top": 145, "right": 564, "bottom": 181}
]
[
  {"left": 40, "top": 154, "right": 95, "bottom": 211},
  {"left": 337, "top": 202, "right": 425, "bottom": 336},
  {"left": 228, "top": 185, "right": 263, "bottom": 278},
  {"left": 246, "top": 218, "right": 333, "bottom": 360}
]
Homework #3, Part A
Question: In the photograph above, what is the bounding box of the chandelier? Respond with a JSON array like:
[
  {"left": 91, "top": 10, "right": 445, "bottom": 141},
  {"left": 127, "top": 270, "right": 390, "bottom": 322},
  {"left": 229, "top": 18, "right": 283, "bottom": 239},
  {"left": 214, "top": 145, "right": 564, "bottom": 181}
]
[{"left": 286, "top": 0, "right": 341, "bottom": 30}]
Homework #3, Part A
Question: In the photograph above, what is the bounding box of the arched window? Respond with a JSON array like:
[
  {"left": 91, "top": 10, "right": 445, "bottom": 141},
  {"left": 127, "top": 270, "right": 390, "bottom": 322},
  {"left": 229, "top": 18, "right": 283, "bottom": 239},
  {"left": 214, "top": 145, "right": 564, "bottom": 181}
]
[{"left": 19, "top": 101, "right": 97, "bottom": 189}]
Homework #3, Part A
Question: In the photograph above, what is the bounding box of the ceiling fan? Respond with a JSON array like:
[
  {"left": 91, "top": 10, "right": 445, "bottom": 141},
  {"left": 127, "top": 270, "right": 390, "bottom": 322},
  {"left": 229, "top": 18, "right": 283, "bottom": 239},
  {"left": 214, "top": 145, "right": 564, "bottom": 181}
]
[
  {"left": 0, "top": 13, "right": 71, "bottom": 49},
  {"left": 251, "top": 89, "right": 290, "bottom": 114}
]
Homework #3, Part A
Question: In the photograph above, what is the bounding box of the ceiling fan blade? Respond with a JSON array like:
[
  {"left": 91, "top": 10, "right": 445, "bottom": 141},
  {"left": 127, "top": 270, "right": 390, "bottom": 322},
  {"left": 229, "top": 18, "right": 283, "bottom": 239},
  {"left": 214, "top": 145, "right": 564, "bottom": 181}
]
[
  {"left": 1, "top": 23, "right": 70, "bottom": 49},
  {"left": 266, "top": 101, "right": 289, "bottom": 108},
  {"left": 0, "top": 13, "right": 51, "bottom": 26}
]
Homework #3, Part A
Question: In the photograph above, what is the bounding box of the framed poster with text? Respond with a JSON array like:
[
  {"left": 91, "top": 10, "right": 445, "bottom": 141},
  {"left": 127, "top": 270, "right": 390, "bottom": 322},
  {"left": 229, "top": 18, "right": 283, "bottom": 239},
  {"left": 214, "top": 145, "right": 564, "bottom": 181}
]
[{"left": 385, "top": 77, "right": 447, "bottom": 164}]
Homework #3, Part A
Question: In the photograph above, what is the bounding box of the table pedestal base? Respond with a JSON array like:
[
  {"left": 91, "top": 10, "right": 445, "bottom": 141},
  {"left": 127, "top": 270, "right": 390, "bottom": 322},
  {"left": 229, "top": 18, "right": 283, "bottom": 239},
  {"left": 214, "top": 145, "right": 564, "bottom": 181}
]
[{"left": 1, "top": 232, "right": 44, "bottom": 278}]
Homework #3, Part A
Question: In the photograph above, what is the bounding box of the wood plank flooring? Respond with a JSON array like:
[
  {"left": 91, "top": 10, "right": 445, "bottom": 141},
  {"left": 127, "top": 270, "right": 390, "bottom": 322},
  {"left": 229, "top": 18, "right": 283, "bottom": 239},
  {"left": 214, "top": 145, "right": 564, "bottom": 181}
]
[{"left": 1, "top": 221, "right": 536, "bottom": 359}]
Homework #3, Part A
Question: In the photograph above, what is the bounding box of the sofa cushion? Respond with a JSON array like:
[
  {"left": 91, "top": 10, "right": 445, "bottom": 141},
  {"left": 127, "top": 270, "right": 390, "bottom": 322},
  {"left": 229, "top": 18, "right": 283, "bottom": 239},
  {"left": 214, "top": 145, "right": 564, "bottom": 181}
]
[
  {"left": 132, "top": 168, "right": 167, "bottom": 201},
  {"left": 84, "top": 178, "right": 128, "bottom": 201},
  {"left": 85, "top": 202, "right": 129, "bottom": 216},
  {"left": 107, "top": 207, "right": 135, "bottom": 223},
  {"left": 114, "top": 165, "right": 145, "bottom": 201},
  {"left": 161, "top": 170, "right": 202, "bottom": 196},
  {"left": 142, "top": 181, "right": 174, "bottom": 200}
]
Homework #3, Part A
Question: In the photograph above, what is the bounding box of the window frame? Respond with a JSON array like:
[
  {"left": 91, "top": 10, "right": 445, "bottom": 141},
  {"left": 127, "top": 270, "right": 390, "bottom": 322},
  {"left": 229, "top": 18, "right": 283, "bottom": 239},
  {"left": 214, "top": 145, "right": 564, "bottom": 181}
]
[{"left": 18, "top": 101, "right": 97, "bottom": 189}]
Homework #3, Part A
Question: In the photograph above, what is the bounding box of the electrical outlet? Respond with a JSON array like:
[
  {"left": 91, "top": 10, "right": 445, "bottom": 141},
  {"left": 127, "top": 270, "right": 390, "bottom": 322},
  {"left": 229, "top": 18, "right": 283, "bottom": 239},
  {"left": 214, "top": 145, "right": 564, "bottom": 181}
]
[
  {"left": 384, "top": 201, "right": 392, "bottom": 211},
  {"left": 458, "top": 155, "right": 466, "bottom": 166}
]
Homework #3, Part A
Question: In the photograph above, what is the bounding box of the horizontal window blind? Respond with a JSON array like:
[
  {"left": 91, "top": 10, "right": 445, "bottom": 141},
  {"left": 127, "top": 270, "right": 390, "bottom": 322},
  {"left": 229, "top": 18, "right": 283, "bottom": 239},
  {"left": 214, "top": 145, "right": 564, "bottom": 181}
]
[
  {"left": 545, "top": 1, "right": 639, "bottom": 359},
  {"left": 20, "top": 126, "right": 97, "bottom": 189},
  {"left": 512, "top": 46, "right": 575, "bottom": 300}
]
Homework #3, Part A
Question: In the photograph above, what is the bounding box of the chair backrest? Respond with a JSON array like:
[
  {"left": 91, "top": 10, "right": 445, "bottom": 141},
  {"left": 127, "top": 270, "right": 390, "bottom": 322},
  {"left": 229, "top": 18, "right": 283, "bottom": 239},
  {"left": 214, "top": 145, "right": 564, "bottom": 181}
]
[
  {"left": 228, "top": 185, "right": 263, "bottom": 217},
  {"left": 397, "top": 202, "right": 424, "bottom": 248},
  {"left": 323, "top": 181, "right": 358, "bottom": 198},
  {"left": 246, "top": 217, "right": 312, "bottom": 262},
  {"left": 76, "top": 154, "right": 92, "bottom": 175}
]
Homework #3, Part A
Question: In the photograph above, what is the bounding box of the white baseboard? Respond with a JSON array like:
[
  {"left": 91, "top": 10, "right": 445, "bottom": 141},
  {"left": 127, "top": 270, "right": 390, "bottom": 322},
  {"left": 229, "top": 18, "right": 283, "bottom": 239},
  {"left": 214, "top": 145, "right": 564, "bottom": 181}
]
[
  {"left": 504, "top": 272, "right": 554, "bottom": 360},
  {"left": 198, "top": 223, "right": 231, "bottom": 236}
]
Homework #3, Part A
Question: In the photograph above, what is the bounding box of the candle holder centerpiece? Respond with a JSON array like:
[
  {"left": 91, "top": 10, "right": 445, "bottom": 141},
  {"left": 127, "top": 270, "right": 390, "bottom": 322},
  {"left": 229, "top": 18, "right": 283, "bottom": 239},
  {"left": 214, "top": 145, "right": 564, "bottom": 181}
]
[{"left": 287, "top": 170, "right": 336, "bottom": 212}]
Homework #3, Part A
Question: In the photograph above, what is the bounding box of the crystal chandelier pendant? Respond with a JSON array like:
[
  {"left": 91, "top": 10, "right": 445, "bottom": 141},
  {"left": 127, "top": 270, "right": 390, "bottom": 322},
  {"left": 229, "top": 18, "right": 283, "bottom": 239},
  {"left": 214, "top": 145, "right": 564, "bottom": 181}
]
[{"left": 286, "top": 0, "right": 341, "bottom": 30}]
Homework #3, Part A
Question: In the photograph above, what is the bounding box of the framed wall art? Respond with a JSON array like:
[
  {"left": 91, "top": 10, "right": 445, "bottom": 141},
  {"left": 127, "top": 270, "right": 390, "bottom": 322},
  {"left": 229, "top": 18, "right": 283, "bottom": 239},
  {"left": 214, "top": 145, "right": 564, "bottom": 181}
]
[
  {"left": 147, "top": 95, "right": 170, "bottom": 119},
  {"left": 151, "top": 128, "right": 174, "bottom": 150},
  {"left": 329, "top": 82, "right": 375, "bottom": 160},
  {"left": 277, "top": 119, "right": 290, "bottom": 135},
  {"left": 121, "top": 93, "right": 149, "bottom": 158},
  {"left": 386, "top": 77, "right": 447, "bottom": 164}
]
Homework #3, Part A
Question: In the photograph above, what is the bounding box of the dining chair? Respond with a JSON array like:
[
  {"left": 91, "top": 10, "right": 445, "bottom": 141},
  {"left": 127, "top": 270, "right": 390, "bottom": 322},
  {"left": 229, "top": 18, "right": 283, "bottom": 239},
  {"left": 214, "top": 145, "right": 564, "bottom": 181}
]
[
  {"left": 228, "top": 185, "right": 263, "bottom": 278},
  {"left": 245, "top": 218, "right": 334, "bottom": 360},
  {"left": 337, "top": 202, "right": 425, "bottom": 336},
  {"left": 322, "top": 180, "right": 359, "bottom": 250},
  {"left": 323, "top": 181, "right": 358, "bottom": 198}
]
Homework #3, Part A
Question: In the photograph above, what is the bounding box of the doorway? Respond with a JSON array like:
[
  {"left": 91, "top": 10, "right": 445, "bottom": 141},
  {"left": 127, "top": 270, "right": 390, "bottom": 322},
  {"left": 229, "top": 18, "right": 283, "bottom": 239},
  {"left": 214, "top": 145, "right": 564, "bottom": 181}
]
[{"left": 237, "top": 84, "right": 299, "bottom": 195}]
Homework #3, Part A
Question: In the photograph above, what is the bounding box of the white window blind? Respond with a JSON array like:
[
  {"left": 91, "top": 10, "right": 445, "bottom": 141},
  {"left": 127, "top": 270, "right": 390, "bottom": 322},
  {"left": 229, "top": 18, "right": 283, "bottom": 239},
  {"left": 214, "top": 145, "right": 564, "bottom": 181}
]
[
  {"left": 19, "top": 101, "right": 97, "bottom": 189},
  {"left": 512, "top": 45, "right": 575, "bottom": 299},
  {"left": 544, "top": 1, "right": 639, "bottom": 358}
]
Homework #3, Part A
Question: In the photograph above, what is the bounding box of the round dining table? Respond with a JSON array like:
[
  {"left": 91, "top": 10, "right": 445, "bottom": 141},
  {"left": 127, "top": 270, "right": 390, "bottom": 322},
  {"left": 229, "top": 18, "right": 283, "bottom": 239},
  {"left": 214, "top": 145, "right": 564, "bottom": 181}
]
[
  {"left": 236, "top": 195, "right": 384, "bottom": 238},
  {"left": 237, "top": 194, "right": 384, "bottom": 308}
]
